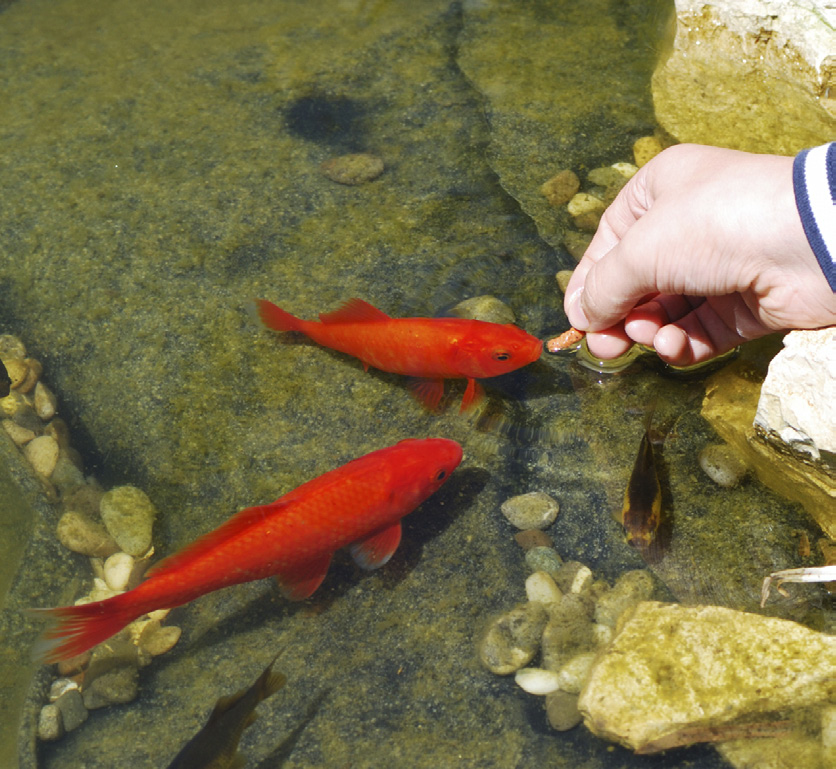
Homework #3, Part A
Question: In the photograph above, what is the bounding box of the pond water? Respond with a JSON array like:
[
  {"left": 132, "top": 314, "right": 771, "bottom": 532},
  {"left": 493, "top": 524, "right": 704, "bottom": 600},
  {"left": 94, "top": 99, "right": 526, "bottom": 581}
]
[{"left": 0, "top": 1, "right": 830, "bottom": 767}]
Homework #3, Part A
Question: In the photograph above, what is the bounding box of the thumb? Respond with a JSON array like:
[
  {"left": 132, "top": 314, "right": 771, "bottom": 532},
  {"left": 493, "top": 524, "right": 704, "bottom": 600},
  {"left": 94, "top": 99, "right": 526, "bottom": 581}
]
[{"left": 567, "top": 219, "right": 662, "bottom": 332}]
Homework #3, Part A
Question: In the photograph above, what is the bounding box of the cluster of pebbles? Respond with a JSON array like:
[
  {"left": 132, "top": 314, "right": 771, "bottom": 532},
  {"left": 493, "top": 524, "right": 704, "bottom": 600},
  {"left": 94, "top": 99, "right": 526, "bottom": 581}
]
[
  {"left": 0, "top": 335, "right": 179, "bottom": 742},
  {"left": 541, "top": 134, "right": 665, "bottom": 292},
  {"left": 479, "top": 489, "right": 657, "bottom": 732}
]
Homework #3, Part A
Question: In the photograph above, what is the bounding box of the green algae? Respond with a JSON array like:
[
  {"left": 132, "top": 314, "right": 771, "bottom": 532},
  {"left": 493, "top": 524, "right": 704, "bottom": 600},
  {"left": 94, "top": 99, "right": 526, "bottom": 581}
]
[{"left": 0, "top": 1, "right": 828, "bottom": 768}]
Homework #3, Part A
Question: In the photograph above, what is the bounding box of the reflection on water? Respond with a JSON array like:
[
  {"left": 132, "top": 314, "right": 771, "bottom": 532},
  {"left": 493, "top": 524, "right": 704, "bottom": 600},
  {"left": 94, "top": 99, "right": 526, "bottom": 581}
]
[{"left": 0, "top": 0, "right": 830, "bottom": 767}]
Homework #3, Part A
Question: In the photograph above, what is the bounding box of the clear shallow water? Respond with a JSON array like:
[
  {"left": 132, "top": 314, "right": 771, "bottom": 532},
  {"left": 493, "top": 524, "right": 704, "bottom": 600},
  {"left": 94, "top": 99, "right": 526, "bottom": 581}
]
[{"left": 0, "top": 1, "right": 829, "bottom": 767}]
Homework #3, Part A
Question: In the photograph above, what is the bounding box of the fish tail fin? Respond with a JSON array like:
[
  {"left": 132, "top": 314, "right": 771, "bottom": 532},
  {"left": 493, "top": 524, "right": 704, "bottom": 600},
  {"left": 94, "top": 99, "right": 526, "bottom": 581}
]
[
  {"left": 249, "top": 299, "right": 304, "bottom": 334},
  {"left": 28, "top": 593, "right": 140, "bottom": 664}
]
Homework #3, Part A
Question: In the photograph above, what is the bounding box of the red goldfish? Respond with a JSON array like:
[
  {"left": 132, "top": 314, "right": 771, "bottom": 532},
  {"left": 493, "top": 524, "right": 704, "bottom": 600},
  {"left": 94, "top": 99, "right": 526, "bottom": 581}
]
[
  {"left": 31, "top": 438, "right": 462, "bottom": 663},
  {"left": 253, "top": 298, "right": 543, "bottom": 412}
]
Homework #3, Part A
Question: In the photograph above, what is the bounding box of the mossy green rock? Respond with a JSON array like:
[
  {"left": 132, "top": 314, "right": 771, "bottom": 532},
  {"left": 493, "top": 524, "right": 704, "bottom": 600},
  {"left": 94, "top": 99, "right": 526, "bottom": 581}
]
[
  {"left": 579, "top": 601, "right": 836, "bottom": 753},
  {"left": 99, "top": 486, "right": 157, "bottom": 557}
]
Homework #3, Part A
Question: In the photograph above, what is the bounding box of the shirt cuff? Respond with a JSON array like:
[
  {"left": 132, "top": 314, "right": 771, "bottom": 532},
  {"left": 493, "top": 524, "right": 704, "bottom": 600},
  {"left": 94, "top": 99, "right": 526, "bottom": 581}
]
[{"left": 793, "top": 142, "right": 836, "bottom": 292}]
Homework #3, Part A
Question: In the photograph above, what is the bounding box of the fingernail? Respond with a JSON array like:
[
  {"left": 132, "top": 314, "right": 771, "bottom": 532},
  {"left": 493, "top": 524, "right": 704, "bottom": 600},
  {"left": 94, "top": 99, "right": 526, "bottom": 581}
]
[{"left": 566, "top": 287, "right": 589, "bottom": 330}]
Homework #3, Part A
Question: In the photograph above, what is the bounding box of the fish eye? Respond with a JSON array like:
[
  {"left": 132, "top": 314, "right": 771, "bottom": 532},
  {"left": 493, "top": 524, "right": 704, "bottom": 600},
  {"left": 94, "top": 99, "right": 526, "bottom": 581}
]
[
  {"left": 492, "top": 350, "right": 512, "bottom": 361},
  {"left": 434, "top": 469, "right": 447, "bottom": 481}
]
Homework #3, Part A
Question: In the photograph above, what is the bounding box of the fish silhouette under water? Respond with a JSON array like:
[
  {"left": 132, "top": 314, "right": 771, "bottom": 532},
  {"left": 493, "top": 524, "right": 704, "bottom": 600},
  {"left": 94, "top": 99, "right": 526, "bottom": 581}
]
[
  {"left": 167, "top": 655, "right": 286, "bottom": 769},
  {"left": 620, "top": 408, "right": 664, "bottom": 562},
  {"left": 253, "top": 298, "right": 543, "bottom": 412},
  {"left": 31, "top": 438, "right": 463, "bottom": 663}
]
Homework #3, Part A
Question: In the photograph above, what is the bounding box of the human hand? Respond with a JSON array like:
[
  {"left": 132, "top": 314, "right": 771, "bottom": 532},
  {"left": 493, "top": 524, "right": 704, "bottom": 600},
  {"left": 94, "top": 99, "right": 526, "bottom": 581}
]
[{"left": 564, "top": 143, "right": 836, "bottom": 366}]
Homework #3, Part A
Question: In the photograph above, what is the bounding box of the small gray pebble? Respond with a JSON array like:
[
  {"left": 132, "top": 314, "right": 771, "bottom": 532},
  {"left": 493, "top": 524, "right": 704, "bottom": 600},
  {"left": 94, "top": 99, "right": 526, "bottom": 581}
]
[
  {"left": 545, "top": 690, "right": 583, "bottom": 731},
  {"left": 55, "top": 688, "right": 88, "bottom": 732},
  {"left": 524, "top": 546, "right": 563, "bottom": 577}
]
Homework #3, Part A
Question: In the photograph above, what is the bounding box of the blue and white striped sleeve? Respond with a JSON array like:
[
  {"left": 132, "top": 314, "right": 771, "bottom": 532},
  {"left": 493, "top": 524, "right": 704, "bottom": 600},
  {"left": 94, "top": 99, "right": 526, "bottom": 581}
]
[{"left": 793, "top": 142, "right": 836, "bottom": 291}]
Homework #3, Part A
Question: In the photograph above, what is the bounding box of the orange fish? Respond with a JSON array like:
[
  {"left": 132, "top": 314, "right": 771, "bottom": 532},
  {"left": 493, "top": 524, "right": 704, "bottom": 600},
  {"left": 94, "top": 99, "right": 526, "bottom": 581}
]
[
  {"left": 31, "top": 438, "right": 462, "bottom": 663},
  {"left": 253, "top": 298, "right": 543, "bottom": 412}
]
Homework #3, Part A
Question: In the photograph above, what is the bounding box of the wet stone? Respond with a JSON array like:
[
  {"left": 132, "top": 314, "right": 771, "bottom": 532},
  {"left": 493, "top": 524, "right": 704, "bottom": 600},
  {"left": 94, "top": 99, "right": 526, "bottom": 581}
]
[
  {"left": 563, "top": 230, "right": 593, "bottom": 261},
  {"left": 553, "top": 560, "right": 593, "bottom": 595},
  {"left": 555, "top": 269, "right": 573, "bottom": 294},
  {"left": 448, "top": 295, "right": 516, "bottom": 324},
  {"left": 56, "top": 510, "right": 120, "bottom": 558},
  {"left": 698, "top": 443, "right": 748, "bottom": 488},
  {"left": 34, "top": 380, "right": 57, "bottom": 420},
  {"left": 633, "top": 135, "right": 663, "bottom": 167},
  {"left": 525, "top": 571, "right": 563, "bottom": 605},
  {"left": 48, "top": 678, "right": 79, "bottom": 702},
  {"left": 540, "top": 595, "right": 595, "bottom": 672},
  {"left": 140, "top": 623, "right": 182, "bottom": 657},
  {"left": 515, "top": 528, "right": 553, "bottom": 551},
  {"left": 100, "top": 485, "right": 157, "bottom": 556},
  {"left": 515, "top": 667, "right": 561, "bottom": 695},
  {"left": 557, "top": 651, "right": 596, "bottom": 694},
  {"left": 540, "top": 169, "right": 579, "bottom": 207},
  {"left": 55, "top": 688, "right": 88, "bottom": 732},
  {"left": 37, "top": 703, "right": 63, "bottom": 742},
  {"left": 594, "top": 569, "right": 655, "bottom": 628},
  {"left": 501, "top": 490, "right": 559, "bottom": 530},
  {"left": 524, "top": 546, "right": 563, "bottom": 577},
  {"left": 566, "top": 193, "right": 605, "bottom": 232},
  {"left": 23, "top": 434, "right": 59, "bottom": 477},
  {"left": 2, "top": 419, "right": 36, "bottom": 445},
  {"left": 82, "top": 666, "right": 139, "bottom": 709},
  {"left": 546, "top": 690, "right": 583, "bottom": 731},
  {"left": 479, "top": 602, "right": 549, "bottom": 675},
  {"left": 320, "top": 152, "right": 384, "bottom": 185}
]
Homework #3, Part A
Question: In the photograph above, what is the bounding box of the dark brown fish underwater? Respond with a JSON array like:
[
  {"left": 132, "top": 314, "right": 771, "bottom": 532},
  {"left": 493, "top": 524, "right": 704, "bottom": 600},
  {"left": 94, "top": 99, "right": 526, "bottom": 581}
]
[
  {"left": 167, "top": 656, "right": 287, "bottom": 769},
  {"left": 620, "top": 408, "right": 664, "bottom": 562},
  {"left": 0, "top": 358, "right": 10, "bottom": 398}
]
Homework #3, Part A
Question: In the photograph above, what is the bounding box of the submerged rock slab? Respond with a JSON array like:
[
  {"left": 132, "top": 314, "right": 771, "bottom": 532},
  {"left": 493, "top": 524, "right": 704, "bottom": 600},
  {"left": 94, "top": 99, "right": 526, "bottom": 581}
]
[
  {"left": 578, "top": 601, "right": 836, "bottom": 753},
  {"left": 703, "top": 356, "right": 836, "bottom": 539}
]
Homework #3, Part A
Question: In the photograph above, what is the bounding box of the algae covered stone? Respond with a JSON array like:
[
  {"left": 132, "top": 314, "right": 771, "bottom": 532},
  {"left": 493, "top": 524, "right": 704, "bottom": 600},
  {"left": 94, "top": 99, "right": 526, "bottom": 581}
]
[
  {"left": 99, "top": 485, "right": 157, "bottom": 557},
  {"left": 578, "top": 601, "right": 836, "bottom": 753}
]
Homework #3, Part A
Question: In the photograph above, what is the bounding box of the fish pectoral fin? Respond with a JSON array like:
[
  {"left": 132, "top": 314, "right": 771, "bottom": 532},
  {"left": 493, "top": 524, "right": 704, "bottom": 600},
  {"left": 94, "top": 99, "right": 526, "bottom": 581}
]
[
  {"left": 319, "top": 298, "right": 390, "bottom": 324},
  {"left": 460, "top": 378, "right": 485, "bottom": 413},
  {"left": 349, "top": 523, "right": 402, "bottom": 571},
  {"left": 275, "top": 554, "right": 333, "bottom": 601},
  {"left": 408, "top": 378, "right": 445, "bottom": 412}
]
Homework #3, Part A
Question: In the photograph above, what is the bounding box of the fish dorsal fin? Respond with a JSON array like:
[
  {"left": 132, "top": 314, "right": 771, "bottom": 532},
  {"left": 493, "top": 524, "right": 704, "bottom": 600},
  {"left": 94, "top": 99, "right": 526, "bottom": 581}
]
[
  {"left": 349, "top": 522, "right": 402, "bottom": 571},
  {"left": 146, "top": 503, "right": 286, "bottom": 580},
  {"left": 275, "top": 553, "right": 333, "bottom": 600},
  {"left": 319, "top": 299, "right": 390, "bottom": 324}
]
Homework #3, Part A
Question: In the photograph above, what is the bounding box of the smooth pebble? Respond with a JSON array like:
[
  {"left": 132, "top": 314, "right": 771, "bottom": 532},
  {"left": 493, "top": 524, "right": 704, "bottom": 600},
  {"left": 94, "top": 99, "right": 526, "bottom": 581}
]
[
  {"left": 501, "top": 491, "right": 559, "bottom": 530},
  {"left": 479, "top": 602, "right": 549, "bottom": 675},
  {"left": 553, "top": 560, "right": 593, "bottom": 595},
  {"left": 34, "top": 381, "right": 57, "bottom": 420},
  {"left": 23, "top": 434, "right": 59, "bottom": 477},
  {"left": 524, "top": 546, "right": 563, "bottom": 577},
  {"left": 515, "top": 667, "right": 561, "bottom": 695},
  {"left": 540, "top": 169, "right": 579, "bottom": 207},
  {"left": 557, "top": 651, "right": 596, "bottom": 694},
  {"left": 100, "top": 485, "right": 157, "bottom": 556},
  {"left": 54, "top": 688, "right": 88, "bottom": 732},
  {"left": 448, "top": 295, "right": 515, "bottom": 324},
  {"left": 37, "top": 704, "right": 63, "bottom": 741},
  {"left": 525, "top": 571, "right": 563, "bottom": 604},
  {"left": 698, "top": 443, "right": 748, "bottom": 488},
  {"left": 633, "top": 135, "right": 663, "bottom": 167},
  {"left": 56, "top": 511, "right": 120, "bottom": 558},
  {"left": 103, "top": 552, "right": 135, "bottom": 592},
  {"left": 545, "top": 690, "right": 582, "bottom": 731}
]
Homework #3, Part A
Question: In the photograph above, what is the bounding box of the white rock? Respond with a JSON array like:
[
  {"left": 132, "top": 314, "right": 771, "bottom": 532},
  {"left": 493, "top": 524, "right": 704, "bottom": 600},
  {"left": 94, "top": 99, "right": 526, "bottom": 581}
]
[
  {"left": 525, "top": 571, "right": 563, "bottom": 604},
  {"left": 34, "top": 381, "right": 57, "bottom": 420},
  {"left": 103, "top": 552, "right": 135, "bottom": 592},
  {"left": 754, "top": 328, "right": 836, "bottom": 468},
  {"left": 557, "top": 652, "right": 597, "bottom": 694},
  {"left": 611, "top": 162, "right": 638, "bottom": 180},
  {"left": 515, "top": 667, "right": 561, "bottom": 695},
  {"left": 48, "top": 678, "right": 79, "bottom": 702},
  {"left": 23, "top": 434, "right": 59, "bottom": 477}
]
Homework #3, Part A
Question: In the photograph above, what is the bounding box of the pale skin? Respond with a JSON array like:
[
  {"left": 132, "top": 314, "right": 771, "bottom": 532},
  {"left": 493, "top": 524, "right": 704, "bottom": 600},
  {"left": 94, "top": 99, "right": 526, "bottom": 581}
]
[{"left": 564, "top": 143, "right": 836, "bottom": 366}]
